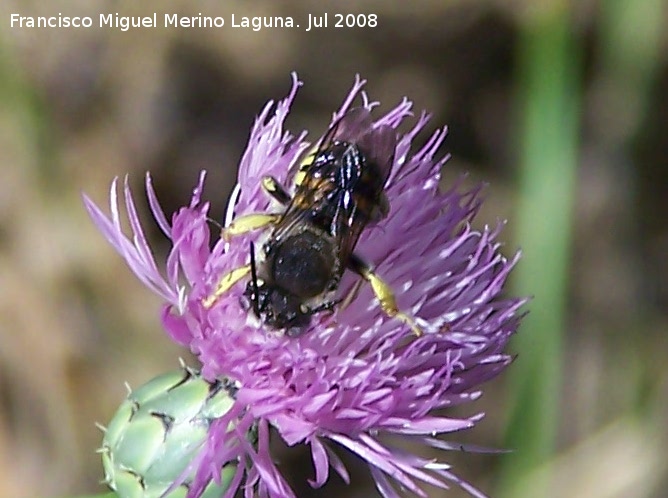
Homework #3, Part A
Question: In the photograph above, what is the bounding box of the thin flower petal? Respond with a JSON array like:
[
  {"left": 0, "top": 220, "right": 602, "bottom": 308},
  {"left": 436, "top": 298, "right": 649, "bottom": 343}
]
[
  {"left": 145, "top": 172, "right": 171, "bottom": 238},
  {"left": 82, "top": 182, "right": 179, "bottom": 304},
  {"left": 329, "top": 433, "right": 428, "bottom": 497},
  {"left": 307, "top": 436, "right": 330, "bottom": 488}
]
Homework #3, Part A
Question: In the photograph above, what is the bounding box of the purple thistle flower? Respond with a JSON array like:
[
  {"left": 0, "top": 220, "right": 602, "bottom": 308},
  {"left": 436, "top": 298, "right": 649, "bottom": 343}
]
[{"left": 84, "top": 73, "right": 525, "bottom": 498}]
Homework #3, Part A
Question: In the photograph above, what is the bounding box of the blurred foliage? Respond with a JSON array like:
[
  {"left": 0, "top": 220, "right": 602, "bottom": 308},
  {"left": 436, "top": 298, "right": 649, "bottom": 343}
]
[{"left": 0, "top": 1, "right": 666, "bottom": 497}]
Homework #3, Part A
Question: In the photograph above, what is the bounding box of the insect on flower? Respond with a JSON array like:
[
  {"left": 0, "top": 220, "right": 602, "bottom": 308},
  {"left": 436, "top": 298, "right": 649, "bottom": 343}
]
[
  {"left": 84, "top": 73, "right": 527, "bottom": 498},
  {"left": 202, "top": 107, "right": 424, "bottom": 336}
]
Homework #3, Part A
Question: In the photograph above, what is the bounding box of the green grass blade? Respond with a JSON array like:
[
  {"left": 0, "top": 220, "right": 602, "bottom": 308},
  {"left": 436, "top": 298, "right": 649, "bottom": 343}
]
[{"left": 498, "top": 6, "right": 581, "bottom": 497}]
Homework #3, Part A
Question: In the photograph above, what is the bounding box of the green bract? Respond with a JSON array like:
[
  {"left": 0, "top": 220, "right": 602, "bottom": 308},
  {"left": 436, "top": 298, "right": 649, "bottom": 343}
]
[{"left": 100, "top": 366, "right": 237, "bottom": 498}]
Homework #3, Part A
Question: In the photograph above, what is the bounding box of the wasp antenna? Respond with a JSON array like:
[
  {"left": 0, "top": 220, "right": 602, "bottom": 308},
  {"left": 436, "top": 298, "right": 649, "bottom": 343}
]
[
  {"left": 317, "top": 107, "right": 352, "bottom": 152},
  {"left": 206, "top": 216, "right": 225, "bottom": 232},
  {"left": 249, "top": 241, "right": 260, "bottom": 317},
  {"left": 321, "top": 117, "right": 340, "bottom": 147}
]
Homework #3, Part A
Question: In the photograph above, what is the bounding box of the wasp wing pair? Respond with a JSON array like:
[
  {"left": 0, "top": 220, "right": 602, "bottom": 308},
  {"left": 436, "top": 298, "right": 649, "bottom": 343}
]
[{"left": 203, "top": 108, "right": 423, "bottom": 336}]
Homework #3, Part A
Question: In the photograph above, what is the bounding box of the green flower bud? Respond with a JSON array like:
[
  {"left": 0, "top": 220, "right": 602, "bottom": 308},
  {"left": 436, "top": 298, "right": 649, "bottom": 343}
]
[{"left": 100, "top": 365, "right": 237, "bottom": 498}]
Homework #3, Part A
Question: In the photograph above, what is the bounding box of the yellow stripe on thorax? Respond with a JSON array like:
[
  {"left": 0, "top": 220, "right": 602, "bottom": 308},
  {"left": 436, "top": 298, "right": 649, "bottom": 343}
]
[{"left": 292, "top": 175, "right": 336, "bottom": 209}]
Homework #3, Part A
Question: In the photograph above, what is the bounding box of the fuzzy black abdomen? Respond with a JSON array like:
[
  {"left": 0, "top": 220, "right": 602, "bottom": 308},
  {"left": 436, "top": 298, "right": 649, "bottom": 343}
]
[{"left": 268, "top": 231, "right": 337, "bottom": 298}]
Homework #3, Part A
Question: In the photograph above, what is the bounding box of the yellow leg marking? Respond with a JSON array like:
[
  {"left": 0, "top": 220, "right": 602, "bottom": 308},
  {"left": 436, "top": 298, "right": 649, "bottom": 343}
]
[
  {"left": 261, "top": 176, "right": 292, "bottom": 205},
  {"left": 262, "top": 176, "right": 278, "bottom": 193},
  {"left": 294, "top": 144, "right": 319, "bottom": 186},
  {"left": 294, "top": 168, "right": 307, "bottom": 187},
  {"left": 202, "top": 265, "right": 251, "bottom": 308},
  {"left": 362, "top": 270, "right": 423, "bottom": 336},
  {"left": 222, "top": 214, "right": 279, "bottom": 241}
]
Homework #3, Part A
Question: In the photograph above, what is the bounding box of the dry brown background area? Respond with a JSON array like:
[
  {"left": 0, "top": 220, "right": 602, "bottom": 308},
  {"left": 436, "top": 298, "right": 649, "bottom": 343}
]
[{"left": 0, "top": 1, "right": 667, "bottom": 497}]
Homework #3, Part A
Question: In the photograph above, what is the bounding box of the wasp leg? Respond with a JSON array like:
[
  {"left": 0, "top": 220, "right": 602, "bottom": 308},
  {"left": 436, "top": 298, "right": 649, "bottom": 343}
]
[
  {"left": 223, "top": 214, "right": 279, "bottom": 241},
  {"left": 202, "top": 264, "right": 252, "bottom": 308},
  {"left": 302, "top": 299, "right": 340, "bottom": 315},
  {"left": 221, "top": 177, "right": 291, "bottom": 240},
  {"left": 348, "top": 254, "right": 423, "bottom": 336},
  {"left": 262, "top": 176, "right": 292, "bottom": 205},
  {"left": 338, "top": 280, "right": 363, "bottom": 312}
]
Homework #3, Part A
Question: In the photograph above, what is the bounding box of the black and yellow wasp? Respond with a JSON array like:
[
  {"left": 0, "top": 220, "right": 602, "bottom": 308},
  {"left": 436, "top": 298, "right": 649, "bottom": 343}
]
[{"left": 202, "top": 108, "right": 423, "bottom": 336}]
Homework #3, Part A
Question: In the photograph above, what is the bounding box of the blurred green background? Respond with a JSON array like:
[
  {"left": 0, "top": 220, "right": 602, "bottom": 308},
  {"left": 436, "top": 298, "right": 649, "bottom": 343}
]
[{"left": 0, "top": 1, "right": 666, "bottom": 497}]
